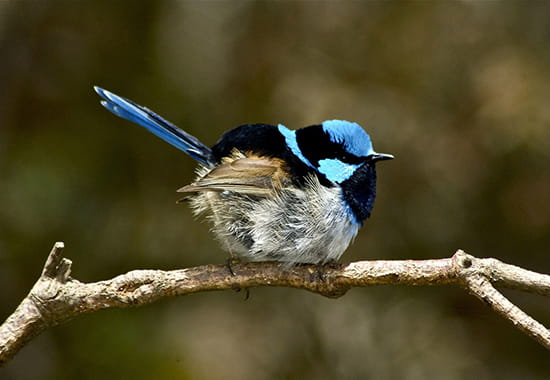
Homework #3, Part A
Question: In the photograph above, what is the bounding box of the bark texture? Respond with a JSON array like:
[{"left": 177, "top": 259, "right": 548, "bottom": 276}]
[{"left": 1, "top": 243, "right": 549, "bottom": 365}]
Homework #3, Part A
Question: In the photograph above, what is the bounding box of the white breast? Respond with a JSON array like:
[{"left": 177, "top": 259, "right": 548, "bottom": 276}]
[{"left": 189, "top": 174, "right": 360, "bottom": 265}]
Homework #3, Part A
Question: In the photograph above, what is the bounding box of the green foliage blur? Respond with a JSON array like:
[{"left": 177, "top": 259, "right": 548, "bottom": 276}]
[{"left": 1, "top": 1, "right": 549, "bottom": 379}]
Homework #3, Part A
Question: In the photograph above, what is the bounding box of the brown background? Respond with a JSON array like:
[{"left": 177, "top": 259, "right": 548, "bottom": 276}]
[{"left": 1, "top": 2, "right": 549, "bottom": 379}]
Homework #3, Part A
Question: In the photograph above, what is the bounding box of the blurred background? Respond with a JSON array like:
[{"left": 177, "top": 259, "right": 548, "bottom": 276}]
[{"left": 1, "top": 1, "right": 549, "bottom": 379}]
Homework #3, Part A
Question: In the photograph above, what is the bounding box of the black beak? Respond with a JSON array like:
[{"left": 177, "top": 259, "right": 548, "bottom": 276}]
[{"left": 371, "top": 153, "right": 394, "bottom": 162}]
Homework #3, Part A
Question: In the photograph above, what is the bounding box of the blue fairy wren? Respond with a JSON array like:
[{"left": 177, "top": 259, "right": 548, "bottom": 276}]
[{"left": 94, "top": 87, "right": 393, "bottom": 265}]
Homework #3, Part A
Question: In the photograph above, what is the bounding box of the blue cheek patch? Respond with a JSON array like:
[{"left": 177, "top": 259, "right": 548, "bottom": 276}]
[
  {"left": 317, "top": 158, "right": 360, "bottom": 183},
  {"left": 277, "top": 124, "right": 315, "bottom": 168}
]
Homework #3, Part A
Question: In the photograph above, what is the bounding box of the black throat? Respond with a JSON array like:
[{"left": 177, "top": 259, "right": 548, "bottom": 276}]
[{"left": 340, "top": 162, "right": 378, "bottom": 224}]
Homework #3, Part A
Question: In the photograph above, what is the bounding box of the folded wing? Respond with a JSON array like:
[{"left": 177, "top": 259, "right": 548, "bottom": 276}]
[{"left": 178, "top": 156, "right": 289, "bottom": 196}]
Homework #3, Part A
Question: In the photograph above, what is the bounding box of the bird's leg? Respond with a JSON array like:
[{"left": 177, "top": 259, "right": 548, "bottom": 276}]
[
  {"left": 225, "top": 253, "right": 240, "bottom": 276},
  {"left": 225, "top": 254, "right": 250, "bottom": 300}
]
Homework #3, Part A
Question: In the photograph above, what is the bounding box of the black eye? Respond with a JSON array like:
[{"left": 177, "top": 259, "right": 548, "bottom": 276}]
[{"left": 339, "top": 152, "right": 364, "bottom": 165}]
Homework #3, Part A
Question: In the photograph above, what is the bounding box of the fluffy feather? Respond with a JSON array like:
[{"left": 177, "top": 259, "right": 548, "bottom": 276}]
[{"left": 183, "top": 151, "right": 359, "bottom": 264}]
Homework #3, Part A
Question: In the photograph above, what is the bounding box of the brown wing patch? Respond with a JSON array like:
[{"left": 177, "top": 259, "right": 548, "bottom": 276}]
[{"left": 178, "top": 153, "right": 289, "bottom": 196}]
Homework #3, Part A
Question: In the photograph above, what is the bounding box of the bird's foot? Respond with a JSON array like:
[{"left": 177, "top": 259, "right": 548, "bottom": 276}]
[
  {"left": 316, "top": 260, "right": 343, "bottom": 282},
  {"left": 226, "top": 256, "right": 241, "bottom": 276},
  {"left": 226, "top": 257, "right": 250, "bottom": 300}
]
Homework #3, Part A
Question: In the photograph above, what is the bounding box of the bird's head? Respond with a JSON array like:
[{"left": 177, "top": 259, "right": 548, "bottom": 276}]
[{"left": 280, "top": 119, "right": 393, "bottom": 184}]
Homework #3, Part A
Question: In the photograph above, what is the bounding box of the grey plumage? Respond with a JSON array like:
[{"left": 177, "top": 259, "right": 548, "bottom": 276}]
[{"left": 179, "top": 151, "right": 359, "bottom": 265}]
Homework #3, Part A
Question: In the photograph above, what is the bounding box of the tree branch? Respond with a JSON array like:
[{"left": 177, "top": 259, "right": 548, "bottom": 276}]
[{"left": 1, "top": 243, "right": 549, "bottom": 365}]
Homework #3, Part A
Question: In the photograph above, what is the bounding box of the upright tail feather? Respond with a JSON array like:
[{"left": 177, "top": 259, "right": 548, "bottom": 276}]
[{"left": 94, "top": 86, "right": 217, "bottom": 167}]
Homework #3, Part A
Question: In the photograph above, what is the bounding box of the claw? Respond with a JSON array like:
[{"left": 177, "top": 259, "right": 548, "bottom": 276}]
[
  {"left": 225, "top": 257, "right": 251, "bottom": 300},
  {"left": 226, "top": 257, "right": 241, "bottom": 276}
]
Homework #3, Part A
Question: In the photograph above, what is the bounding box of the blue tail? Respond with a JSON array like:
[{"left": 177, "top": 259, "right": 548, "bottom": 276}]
[{"left": 94, "top": 86, "right": 216, "bottom": 167}]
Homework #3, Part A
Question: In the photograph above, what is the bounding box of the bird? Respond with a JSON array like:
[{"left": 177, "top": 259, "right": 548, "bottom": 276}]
[{"left": 94, "top": 86, "right": 393, "bottom": 265}]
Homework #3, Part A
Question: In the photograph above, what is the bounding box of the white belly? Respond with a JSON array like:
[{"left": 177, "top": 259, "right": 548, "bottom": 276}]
[{"left": 189, "top": 175, "right": 360, "bottom": 265}]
